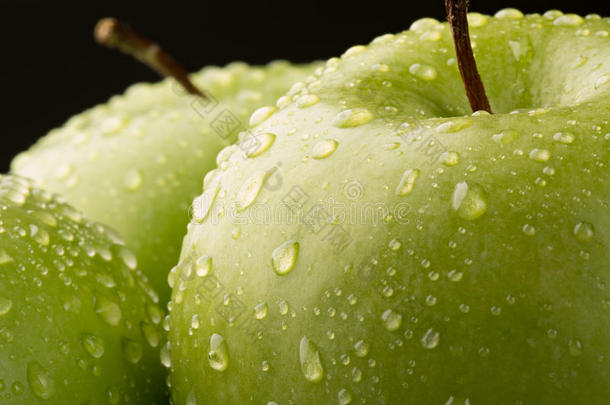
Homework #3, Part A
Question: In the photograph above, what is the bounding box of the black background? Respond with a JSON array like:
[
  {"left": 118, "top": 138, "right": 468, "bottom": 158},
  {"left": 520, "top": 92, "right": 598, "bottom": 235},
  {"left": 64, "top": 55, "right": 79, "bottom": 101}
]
[{"left": 2, "top": 0, "right": 608, "bottom": 172}]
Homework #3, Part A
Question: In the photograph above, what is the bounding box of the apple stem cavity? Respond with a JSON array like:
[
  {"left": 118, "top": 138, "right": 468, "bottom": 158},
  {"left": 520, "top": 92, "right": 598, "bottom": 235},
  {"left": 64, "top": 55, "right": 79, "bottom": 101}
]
[
  {"left": 445, "top": 0, "right": 492, "bottom": 114},
  {"left": 94, "top": 18, "right": 205, "bottom": 97}
]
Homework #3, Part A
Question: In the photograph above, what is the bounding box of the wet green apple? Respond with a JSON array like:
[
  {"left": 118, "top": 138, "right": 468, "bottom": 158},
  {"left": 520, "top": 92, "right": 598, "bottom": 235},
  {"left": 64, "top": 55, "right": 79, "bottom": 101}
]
[
  {"left": 168, "top": 9, "right": 610, "bottom": 404},
  {"left": 11, "top": 61, "right": 320, "bottom": 301},
  {"left": 0, "top": 175, "right": 165, "bottom": 404}
]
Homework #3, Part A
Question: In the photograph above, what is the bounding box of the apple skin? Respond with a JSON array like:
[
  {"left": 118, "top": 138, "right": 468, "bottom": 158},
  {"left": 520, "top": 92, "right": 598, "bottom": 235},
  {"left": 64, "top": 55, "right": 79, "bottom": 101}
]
[
  {"left": 11, "top": 61, "right": 320, "bottom": 301},
  {"left": 168, "top": 10, "right": 610, "bottom": 405},
  {"left": 0, "top": 175, "right": 166, "bottom": 404}
]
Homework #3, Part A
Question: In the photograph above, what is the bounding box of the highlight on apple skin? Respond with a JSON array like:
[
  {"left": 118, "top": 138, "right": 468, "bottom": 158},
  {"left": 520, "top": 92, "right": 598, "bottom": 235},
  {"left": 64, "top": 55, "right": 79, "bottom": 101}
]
[{"left": 167, "top": 9, "right": 610, "bottom": 404}]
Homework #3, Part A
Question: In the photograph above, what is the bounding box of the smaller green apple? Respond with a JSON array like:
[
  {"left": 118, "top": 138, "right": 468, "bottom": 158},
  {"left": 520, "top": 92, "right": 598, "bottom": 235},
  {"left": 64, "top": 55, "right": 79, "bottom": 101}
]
[{"left": 0, "top": 175, "right": 166, "bottom": 404}]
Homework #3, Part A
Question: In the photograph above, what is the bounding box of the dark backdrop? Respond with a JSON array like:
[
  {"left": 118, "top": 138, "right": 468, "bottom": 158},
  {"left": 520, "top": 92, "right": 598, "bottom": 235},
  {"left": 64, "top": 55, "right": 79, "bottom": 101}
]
[{"left": 2, "top": 0, "right": 607, "bottom": 172}]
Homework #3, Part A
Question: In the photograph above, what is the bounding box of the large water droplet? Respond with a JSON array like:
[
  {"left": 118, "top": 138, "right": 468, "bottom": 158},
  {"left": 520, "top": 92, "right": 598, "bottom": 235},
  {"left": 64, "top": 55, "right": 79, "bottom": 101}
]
[
  {"left": 296, "top": 94, "right": 320, "bottom": 108},
  {"left": 193, "top": 187, "right": 219, "bottom": 223},
  {"left": 553, "top": 14, "right": 584, "bottom": 26},
  {"left": 452, "top": 182, "right": 488, "bottom": 220},
  {"left": 299, "top": 336, "right": 324, "bottom": 383},
  {"left": 236, "top": 171, "right": 268, "bottom": 212},
  {"left": 396, "top": 169, "right": 420, "bottom": 196},
  {"left": 122, "top": 338, "right": 143, "bottom": 364},
  {"left": 27, "top": 361, "right": 55, "bottom": 399},
  {"left": 440, "top": 151, "right": 460, "bottom": 166},
  {"left": 249, "top": 106, "right": 277, "bottom": 126},
  {"left": 467, "top": 12, "right": 488, "bottom": 27},
  {"left": 271, "top": 240, "right": 299, "bottom": 276},
  {"left": 0, "top": 294, "right": 12, "bottom": 316},
  {"left": 82, "top": 333, "right": 105, "bottom": 358},
  {"left": 95, "top": 296, "right": 122, "bottom": 326},
  {"left": 529, "top": 148, "right": 551, "bottom": 162},
  {"left": 254, "top": 302, "right": 269, "bottom": 320},
  {"left": 421, "top": 328, "right": 440, "bottom": 349},
  {"left": 246, "top": 133, "right": 276, "bottom": 158},
  {"left": 409, "top": 64, "right": 437, "bottom": 81},
  {"left": 195, "top": 256, "right": 212, "bottom": 277},
  {"left": 338, "top": 388, "right": 353, "bottom": 404},
  {"left": 573, "top": 222, "right": 594, "bottom": 242},
  {"left": 312, "top": 139, "right": 339, "bottom": 159},
  {"left": 495, "top": 8, "right": 524, "bottom": 19},
  {"left": 208, "top": 333, "right": 229, "bottom": 371},
  {"left": 0, "top": 250, "right": 14, "bottom": 265},
  {"left": 381, "top": 309, "right": 403, "bottom": 331},
  {"left": 332, "top": 109, "right": 373, "bottom": 128},
  {"left": 354, "top": 340, "right": 369, "bottom": 357}
]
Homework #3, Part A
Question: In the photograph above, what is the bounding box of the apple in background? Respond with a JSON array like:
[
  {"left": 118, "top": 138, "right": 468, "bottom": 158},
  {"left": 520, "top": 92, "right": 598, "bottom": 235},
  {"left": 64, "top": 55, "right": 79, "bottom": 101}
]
[
  {"left": 167, "top": 8, "right": 610, "bottom": 405},
  {"left": 0, "top": 175, "right": 165, "bottom": 403},
  {"left": 12, "top": 59, "right": 320, "bottom": 302}
]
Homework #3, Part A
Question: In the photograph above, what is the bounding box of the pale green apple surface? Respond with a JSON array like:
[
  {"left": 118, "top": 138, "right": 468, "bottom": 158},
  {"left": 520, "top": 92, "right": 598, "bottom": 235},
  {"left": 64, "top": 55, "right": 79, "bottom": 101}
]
[
  {"left": 11, "top": 61, "right": 320, "bottom": 301},
  {"left": 168, "top": 10, "right": 610, "bottom": 404},
  {"left": 0, "top": 175, "right": 165, "bottom": 404}
]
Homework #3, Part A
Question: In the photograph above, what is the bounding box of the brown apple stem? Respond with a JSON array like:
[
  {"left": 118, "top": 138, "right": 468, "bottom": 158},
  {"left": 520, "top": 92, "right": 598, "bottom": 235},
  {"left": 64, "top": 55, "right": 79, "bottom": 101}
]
[
  {"left": 94, "top": 18, "right": 204, "bottom": 97},
  {"left": 445, "top": 0, "right": 492, "bottom": 113}
]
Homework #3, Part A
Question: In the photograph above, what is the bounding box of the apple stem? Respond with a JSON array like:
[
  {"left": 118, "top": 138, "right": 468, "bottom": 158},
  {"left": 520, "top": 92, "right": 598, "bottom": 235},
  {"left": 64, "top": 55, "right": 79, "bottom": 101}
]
[
  {"left": 445, "top": 0, "right": 492, "bottom": 113},
  {"left": 94, "top": 18, "right": 204, "bottom": 97}
]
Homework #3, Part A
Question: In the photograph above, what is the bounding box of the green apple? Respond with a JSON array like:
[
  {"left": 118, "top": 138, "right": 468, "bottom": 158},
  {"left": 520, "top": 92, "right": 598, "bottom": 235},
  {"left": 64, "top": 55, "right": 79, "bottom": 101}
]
[
  {"left": 0, "top": 175, "right": 165, "bottom": 403},
  {"left": 167, "top": 9, "right": 610, "bottom": 404},
  {"left": 11, "top": 61, "right": 320, "bottom": 301}
]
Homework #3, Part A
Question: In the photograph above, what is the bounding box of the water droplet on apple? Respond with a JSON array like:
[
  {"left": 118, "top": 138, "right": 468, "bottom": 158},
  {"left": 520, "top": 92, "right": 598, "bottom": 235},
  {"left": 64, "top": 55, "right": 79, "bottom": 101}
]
[
  {"left": 0, "top": 294, "right": 12, "bottom": 316},
  {"left": 236, "top": 171, "right": 268, "bottom": 212},
  {"left": 338, "top": 388, "right": 353, "bottom": 404},
  {"left": 467, "top": 12, "right": 488, "bottom": 27},
  {"left": 312, "top": 139, "right": 339, "bottom": 159},
  {"left": 409, "top": 63, "right": 437, "bottom": 81},
  {"left": 409, "top": 18, "right": 440, "bottom": 32},
  {"left": 82, "top": 333, "right": 105, "bottom": 358},
  {"left": 160, "top": 341, "right": 172, "bottom": 368},
  {"left": 522, "top": 224, "right": 536, "bottom": 236},
  {"left": 354, "top": 340, "right": 369, "bottom": 357},
  {"left": 208, "top": 333, "right": 229, "bottom": 371},
  {"left": 27, "top": 361, "right": 55, "bottom": 399},
  {"left": 278, "top": 300, "right": 289, "bottom": 315},
  {"left": 271, "top": 240, "right": 299, "bottom": 276},
  {"left": 440, "top": 151, "right": 460, "bottom": 166},
  {"left": 421, "top": 328, "right": 440, "bottom": 349},
  {"left": 123, "top": 168, "right": 143, "bottom": 191},
  {"left": 553, "top": 132, "right": 575, "bottom": 144},
  {"left": 388, "top": 238, "right": 402, "bottom": 251},
  {"left": 141, "top": 321, "right": 159, "bottom": 347},
  {"left": 568, "top": 338, "right": 583, "bottom": 356},
  {"left": 436, "top": 119, "right": 472, "bottom": 133},
  {"left": 249, "top": 106, "right": 277, "bottom": 126},
  {"left": 332, "top": 108, "right": 374, "bottom": 128},
  {"left": 246, "top": 133, "right": 276, "bottom": 158},
  {"left": 573, "top": 222, "right": 594, "bottom": 242},
  {"left": 55, "top": 163, "right": 73, "bottom": 180},
  {"left": 296, "top": 94, "right": 320, "bottom": 108},
  {"left": 529, "top": 148, "right": 551, "bottom": 162},
  {"left": 381, "top": 309, "right": 403, "bottom": 331},
  {"left": 594, "top": 74, "right": 610, "bottom": 89},
  {"left": 342, "top": 45, "right": 366, "bottom": 58},
  {"left": 299, "top": 336, "right": 324, "bottom": 383},
  {"left": 451, "top": 182, "right": 488, "bottom": 220},
  {"left": 95, "top": 295, "right": 122, "bottom": 326},
  {"left": 553, "top": 14, "right": 584, "bottom": 26},
  {"left": 396, "top": 169, "right": 420, "bottom": 196},
  {"left": 193, "top": 187, "right": 219, "bottom": 222},
  {"left": 122, "top": 338, "right": 143, "bottom": 364},
  {"left": 194, "top": 256, "right": 212, "bottom": 277},
  {"left": 495, "top": 8, "right": 524, "bottom": 19},
  {"left": 254, "top": 302, "right": 269, "bottom": 319}
]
